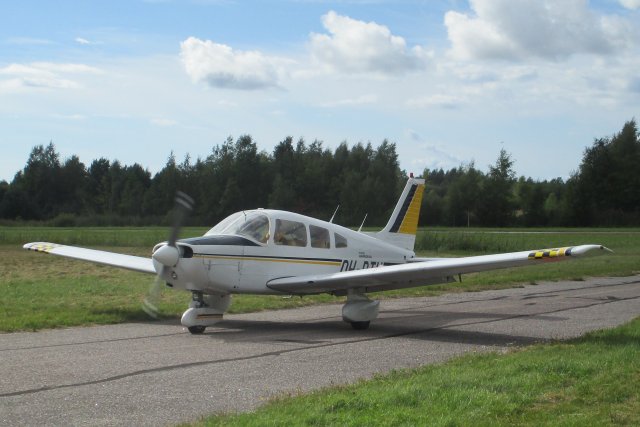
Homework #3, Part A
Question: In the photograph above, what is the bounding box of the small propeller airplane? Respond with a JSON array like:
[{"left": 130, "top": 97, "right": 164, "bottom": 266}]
[{"left": 24, "top": 176, "right": 611, "bottom": 334}]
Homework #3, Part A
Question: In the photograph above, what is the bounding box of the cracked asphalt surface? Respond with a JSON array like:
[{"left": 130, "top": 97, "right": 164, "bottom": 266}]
[{"left": 2, "top": 275, "right": 639, "bottom": 426}]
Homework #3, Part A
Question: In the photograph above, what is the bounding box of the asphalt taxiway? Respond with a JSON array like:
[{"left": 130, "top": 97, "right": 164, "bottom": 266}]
[{"left": 1, "top": 275, "right": 639, "bottom": 426}]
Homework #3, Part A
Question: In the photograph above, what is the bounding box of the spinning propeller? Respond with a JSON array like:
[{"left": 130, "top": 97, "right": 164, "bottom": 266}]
[{"left": 143, "top": 191, "right": 194, "bottom": 319}]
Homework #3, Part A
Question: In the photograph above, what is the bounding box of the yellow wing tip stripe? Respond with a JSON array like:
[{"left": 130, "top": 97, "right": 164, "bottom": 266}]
[
  {"left": 528, "top": 246, "right": 573, "bottom": 260},
  {"left": 398, "top": 184, "right": 425, "bottom": 235},
  {"left": 26, "top": 243, "right": 62, "bottom": 253}
]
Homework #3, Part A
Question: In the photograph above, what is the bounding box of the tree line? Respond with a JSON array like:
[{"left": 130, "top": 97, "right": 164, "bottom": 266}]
[
  {"left": 0, "top": 119, "right": 638, "bottom": 227},
  {"left": 421, "top": 119, "right": 639, "bottom": 227}
]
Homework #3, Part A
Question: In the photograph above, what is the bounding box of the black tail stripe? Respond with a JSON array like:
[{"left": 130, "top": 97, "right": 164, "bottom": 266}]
[{"left": 389, "top": 184, "right": 417, "bottom": 233}]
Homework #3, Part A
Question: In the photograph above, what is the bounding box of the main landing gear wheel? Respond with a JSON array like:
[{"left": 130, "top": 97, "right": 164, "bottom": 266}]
[
  {"left": 350, "top": 321, "right": 370, "bottom": 330},
  {"left": 188, "top": 325, "right": 206, "bottom": 334}
]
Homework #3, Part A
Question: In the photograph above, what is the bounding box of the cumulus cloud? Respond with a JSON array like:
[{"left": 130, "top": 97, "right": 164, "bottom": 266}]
[
  {"left": 445, "top": 0, "right": 635, "bottom": 61},
  {"left": 0, "top": 62, "right": 102, "bottom": 91},
  {"left": 620, "top": 0, "right": 640, "bottom": 9},
  {"left": 309, "top": 10, "right": 429, "bottom": 75},
  {"left": 180, "top": 37, "right": 284, "bottom": 90}
]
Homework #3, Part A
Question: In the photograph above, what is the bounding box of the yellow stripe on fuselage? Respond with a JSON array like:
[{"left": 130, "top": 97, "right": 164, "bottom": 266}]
[
  {"left": 193, "top": 254, "right": 342, "bottom": 267},
  {"left": 398, "top": 184, "right": 425, "bottom": 235}
]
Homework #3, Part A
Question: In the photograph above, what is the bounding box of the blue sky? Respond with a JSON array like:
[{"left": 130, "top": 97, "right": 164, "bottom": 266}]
[{"left": 1, "top": 0, "right": 638, "bottom": 182}]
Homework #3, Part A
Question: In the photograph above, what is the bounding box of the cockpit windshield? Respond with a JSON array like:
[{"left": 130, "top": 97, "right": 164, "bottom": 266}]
[{"left": 205, "top": 212, "right": 270, "bottom": 244}]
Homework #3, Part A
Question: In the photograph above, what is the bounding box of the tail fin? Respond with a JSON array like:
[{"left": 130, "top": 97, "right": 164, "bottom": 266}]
[{"left": 374, "top": 176, "right": 425, "bottom": 251}]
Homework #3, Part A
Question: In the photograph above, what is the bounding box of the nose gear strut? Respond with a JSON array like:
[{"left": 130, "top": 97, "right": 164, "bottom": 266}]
[{"left": 181, "top": 291, "right": 231, "bottom": 334}]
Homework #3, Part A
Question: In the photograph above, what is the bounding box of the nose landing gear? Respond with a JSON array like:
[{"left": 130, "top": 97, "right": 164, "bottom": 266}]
[{"left": 181, "top": 291, "right": 231, "bottom": 334}]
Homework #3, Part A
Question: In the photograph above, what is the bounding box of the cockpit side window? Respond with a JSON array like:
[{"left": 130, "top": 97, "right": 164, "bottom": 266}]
[
  {"left": 335, "top": 233, "right": 348, "bottom": 248},
  {"left": 205, "top": 212, "right": 270, "bottom": 244},
  {"left": 205, "top": 212, "right": 243, "bottom": 236},
  {"left": 274, "top": 219, "right": 307, "bottom": 247},
  {"left": 235, "top": 214, "right": 270, "bottom": 243},
  {"left": 310, "top": 225, "right": 330, "bottom": 249}
]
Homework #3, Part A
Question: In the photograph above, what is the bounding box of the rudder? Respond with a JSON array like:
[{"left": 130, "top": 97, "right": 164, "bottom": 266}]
[{"left": 374, "top": 176, "right": 425, "bottom": 251}]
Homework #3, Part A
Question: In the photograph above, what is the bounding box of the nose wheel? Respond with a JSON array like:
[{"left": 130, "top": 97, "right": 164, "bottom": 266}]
[
  {"left": 181, "top": 291, "right": 231, "bottom": 334},
  {"left": 188, "top": 325, "right": 206, "bottom": 334},
  {"left": 350, "top": 321, "right": 370, "bottom": 330}
]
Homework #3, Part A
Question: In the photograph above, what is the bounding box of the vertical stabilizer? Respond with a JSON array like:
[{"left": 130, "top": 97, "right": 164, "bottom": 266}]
[{"left": 374, "top": 176, "right": 425, "bottom": 251}]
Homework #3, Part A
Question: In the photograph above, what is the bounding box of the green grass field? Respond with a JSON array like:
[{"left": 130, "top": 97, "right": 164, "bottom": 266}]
[
  {"left": 2, "top": 226, "right": 638, "bottom": 425},
  {"left": 0, "top": 226, "right": 638, "bottom": 332},
  {"left": 189, "top": 316, "right": 640, "bottom": 426}
]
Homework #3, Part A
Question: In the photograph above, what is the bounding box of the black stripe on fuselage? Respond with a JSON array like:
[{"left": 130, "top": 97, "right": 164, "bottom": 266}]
[
  {"left": 192, "top": 253, "right": 343, "bottom": 263},
  {"left": 179, "top": 236, "right": 260, "bottom": 246},
  {"left": 389, "top": 184, "right": 417, "bottom": 233}
]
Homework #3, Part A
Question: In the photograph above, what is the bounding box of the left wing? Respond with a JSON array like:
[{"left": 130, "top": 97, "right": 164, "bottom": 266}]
[
  {"left": 267, "top": 245, "right": 611, "bottom": 295},
  {"left": 23, "top": 242, "right": 156, "bottom": 274}
]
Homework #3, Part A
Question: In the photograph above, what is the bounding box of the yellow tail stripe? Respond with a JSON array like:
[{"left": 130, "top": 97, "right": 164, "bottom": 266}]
[{"left": 398, "top": 184, "right": 425, "bottom": 235}]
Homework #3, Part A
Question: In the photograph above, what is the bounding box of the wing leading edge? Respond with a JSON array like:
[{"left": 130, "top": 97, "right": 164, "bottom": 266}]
[
  {"left": 23, "top": 242, "right": 156, "bottom": 274},
  {"left": 266, "top": 244, "right": 611, "bottom": 295}
]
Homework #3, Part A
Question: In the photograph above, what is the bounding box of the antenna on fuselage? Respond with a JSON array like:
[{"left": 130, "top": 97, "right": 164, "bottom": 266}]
[
  {"left": 357, "top": 213, "right": 368, "bottom": 232},
  {"left": 329, "top": 205, "right": 340, "bottom": 223}
]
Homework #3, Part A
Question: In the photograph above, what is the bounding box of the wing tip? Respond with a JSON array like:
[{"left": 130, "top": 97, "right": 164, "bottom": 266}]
[
  {"left": 601, "top": 245, "right": 614, "bottom": 254},
  {"left": 23, "top": 242, "right": 62, "bottom": 253},
  {"left": 570, "top": 244, "right": 613, "bottom": 257}
]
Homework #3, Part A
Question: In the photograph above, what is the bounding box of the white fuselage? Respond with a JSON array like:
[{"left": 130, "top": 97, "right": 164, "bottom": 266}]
[{"left": 161, "top": 209, "right": 414, "bottom": 295}]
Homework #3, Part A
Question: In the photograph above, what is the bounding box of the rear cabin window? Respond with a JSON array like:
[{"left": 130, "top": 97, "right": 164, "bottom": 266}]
[
  {"left": 275, "top": 219, "right": 307, "bottom": 247},
  {"left": 335, "top": 233, "right": 348, "bottom": 248},
  {"left": 310, "top": 225, "right": 330, "bottom": 249}
]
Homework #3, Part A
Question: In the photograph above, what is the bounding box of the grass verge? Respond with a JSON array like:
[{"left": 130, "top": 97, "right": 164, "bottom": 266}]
[
  {"left": 1, "top": 227, "right": 638, "bottom": 332},
  {"left": 189, "top": 316, "right": 640, "bottom": 426}
]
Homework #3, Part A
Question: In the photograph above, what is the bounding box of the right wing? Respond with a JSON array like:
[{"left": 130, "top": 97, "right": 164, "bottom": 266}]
[
  {"left": 267, "top": 244, "right": 611, "bottom": 295},
  {"left": 23, "top": 242, "right": 156, "bottom": 274}
]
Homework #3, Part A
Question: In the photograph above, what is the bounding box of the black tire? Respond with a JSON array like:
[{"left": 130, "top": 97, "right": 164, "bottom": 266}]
[
  {"left": 188, "top": 325, "right": 206, "bottom": 334},
  {"left": 350, "top": 321, "right": 370, "bottom": 330}
]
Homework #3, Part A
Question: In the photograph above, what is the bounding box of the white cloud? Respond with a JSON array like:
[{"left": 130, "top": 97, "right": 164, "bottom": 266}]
[
  {"left": 404, "top": 130, "right": 464, "bottom": 171},
  {"left": 217, "top": 99, "right": 239, "bottom": 107},
  {"left": 445, "top": 0, "right": 636, "bottom": 61},
  {"left": 0, "top": 62, "right": 102, "bottom": 92},
  {"left": 406, "top": 94, "right": 466, "bottom": 109},
  {"left": 620, "top": 0, "right": 640, "bottom": 9},
  {"left": 52, "top": 113, "right": 87, "bottom": 120},
  {"left": 309, "top": 10, "right": 429, "bottom": 75},
  {"left": 75, "top": 37, "right": 92, "bottom": 45},
  {"left": 31, "top": 62, "right": 102, "bottom": 74},
  {"left": 180, "top": 36, "right": 284, "bottom": 90},
  {"left": 319, "top": 94, "right": 377, "bottom": 107}
]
